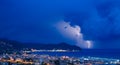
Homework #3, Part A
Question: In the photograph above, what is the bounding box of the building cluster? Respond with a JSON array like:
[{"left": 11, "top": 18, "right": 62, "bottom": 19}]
[{"left": 0, "top": 53, "right": 120, "bottom": 65}]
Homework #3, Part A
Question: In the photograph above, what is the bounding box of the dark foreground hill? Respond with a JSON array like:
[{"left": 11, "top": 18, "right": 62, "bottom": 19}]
[{"left": 0, "top": 38, "right": 81, "bottom": 53}]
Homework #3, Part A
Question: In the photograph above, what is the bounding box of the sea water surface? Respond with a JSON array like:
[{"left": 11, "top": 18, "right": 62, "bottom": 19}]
[{"left": 32, "top": 49, "right": 120, "bottom": 59}]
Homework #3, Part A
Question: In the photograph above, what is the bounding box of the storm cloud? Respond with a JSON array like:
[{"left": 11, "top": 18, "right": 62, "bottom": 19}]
[{"left": 1, "top": 0, "right": 120, "bottom": 48}]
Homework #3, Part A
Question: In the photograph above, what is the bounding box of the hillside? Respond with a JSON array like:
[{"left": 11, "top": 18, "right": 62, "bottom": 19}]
[{"left": 0, "top": 39, "right": 81, "bottom": 53}]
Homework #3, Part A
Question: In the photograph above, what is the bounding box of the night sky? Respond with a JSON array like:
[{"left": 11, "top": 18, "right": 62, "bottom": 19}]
[{"left": 0, "top": 0, "right": 120, "bottom": 49}]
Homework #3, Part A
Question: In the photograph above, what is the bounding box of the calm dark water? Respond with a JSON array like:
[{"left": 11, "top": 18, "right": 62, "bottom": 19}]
[{"left": 32, "top": 49, "right": 120, "bottom": 59}]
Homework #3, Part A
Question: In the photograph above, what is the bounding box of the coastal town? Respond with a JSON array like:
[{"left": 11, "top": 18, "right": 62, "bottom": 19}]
[
  {"left": 0, "top": 40, "right": 120, "bottom": 65},
  {"left": 0, "top": 52, "right": 120, "bottom": 65}
]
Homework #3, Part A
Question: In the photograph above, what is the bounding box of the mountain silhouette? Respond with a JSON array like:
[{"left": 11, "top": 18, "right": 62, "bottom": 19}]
[{"left": 0, "top": 38, "right": 81, "bottom": 53}]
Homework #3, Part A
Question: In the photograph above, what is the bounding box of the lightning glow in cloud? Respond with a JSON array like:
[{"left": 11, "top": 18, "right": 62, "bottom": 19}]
[{"left": 55, "top": 21, "right": 92, "bottom": 49}]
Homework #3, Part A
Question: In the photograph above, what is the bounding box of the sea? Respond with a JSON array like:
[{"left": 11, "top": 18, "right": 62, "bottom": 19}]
[{"left": 32, "top": 49, "right": 120, "bottom": 59}]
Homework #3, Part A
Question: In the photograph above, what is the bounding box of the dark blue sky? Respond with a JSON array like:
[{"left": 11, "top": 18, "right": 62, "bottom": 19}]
[{"left": 1, "top": 0, "right": 120, "bottom": 49}]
